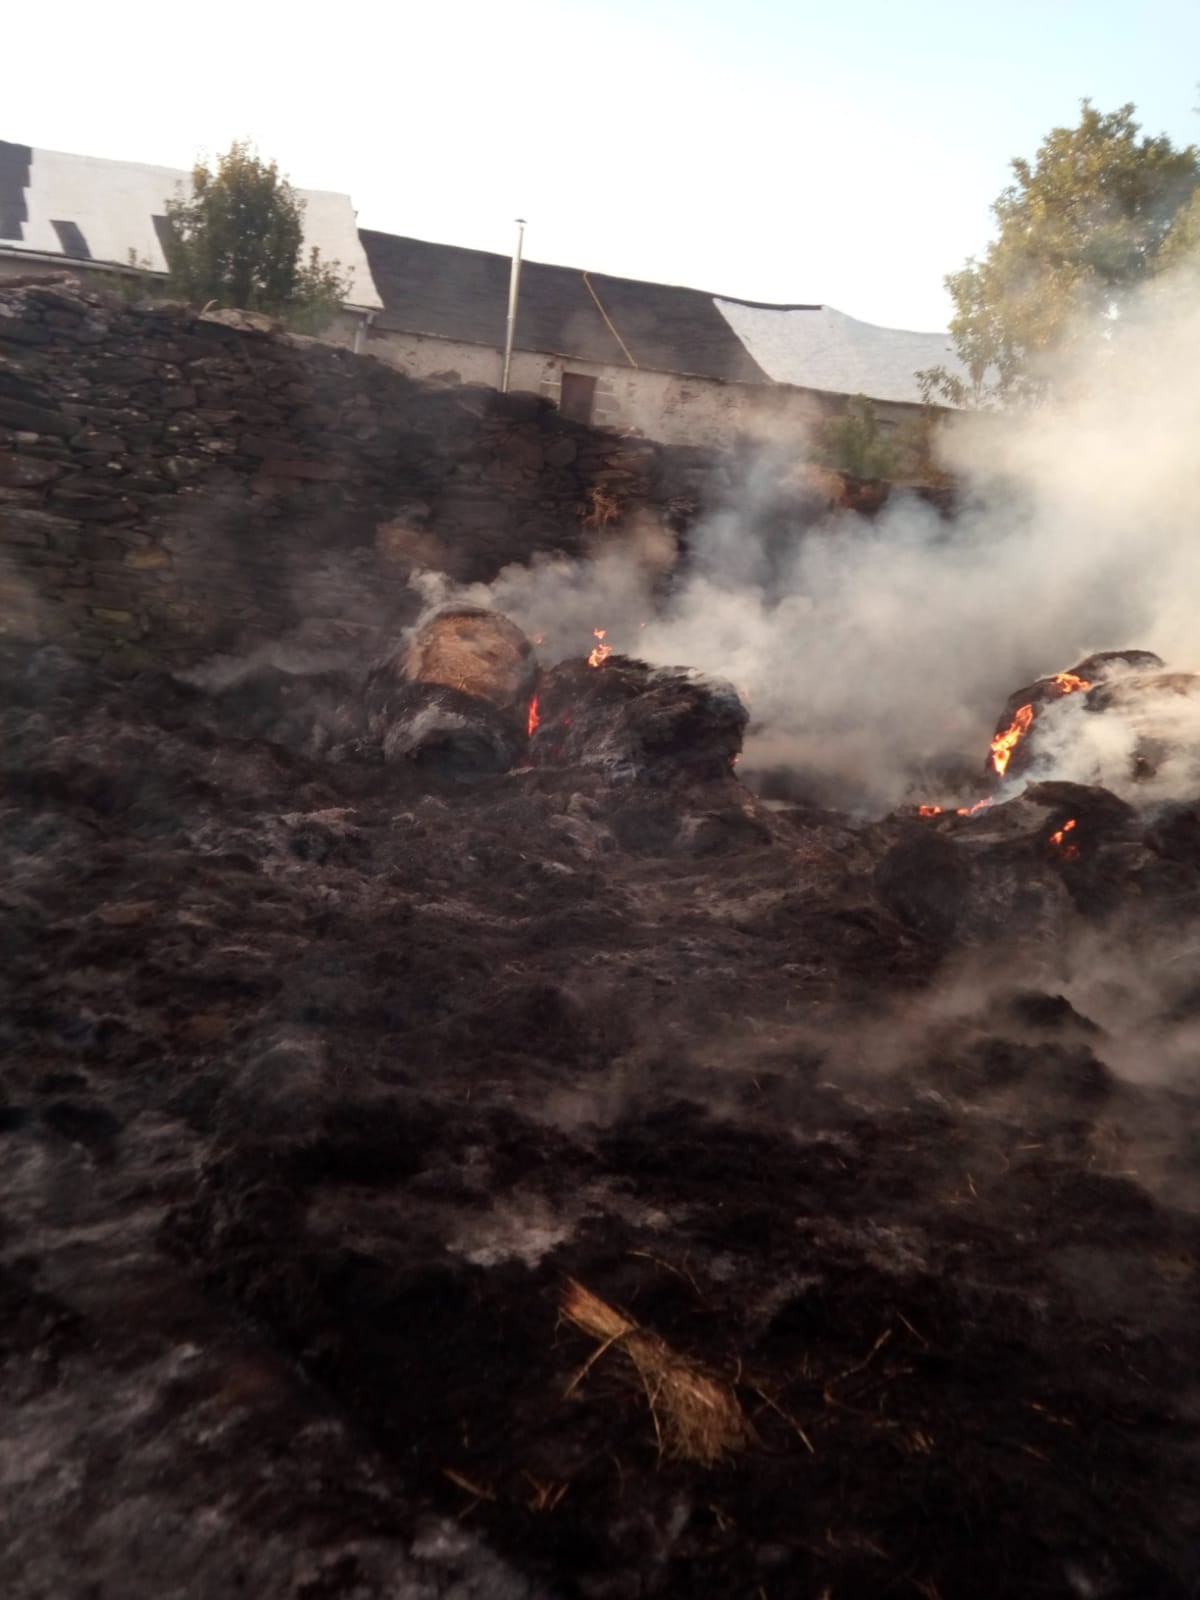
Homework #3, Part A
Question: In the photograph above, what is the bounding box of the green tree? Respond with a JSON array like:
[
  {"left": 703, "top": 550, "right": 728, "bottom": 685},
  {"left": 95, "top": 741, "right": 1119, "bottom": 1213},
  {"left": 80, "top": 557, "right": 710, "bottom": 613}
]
[
  {"left": 919, "top": 102, "right": 1200, "bottom": 407},
  {"left": 1157, "top": 186, "right": 1200, "bottom": 272},
  {"left": 815, "top": 396, "right": 901, "bottom": 480},
  {"left": 162, "top": 141, "right": 351, "bottom": 332}
]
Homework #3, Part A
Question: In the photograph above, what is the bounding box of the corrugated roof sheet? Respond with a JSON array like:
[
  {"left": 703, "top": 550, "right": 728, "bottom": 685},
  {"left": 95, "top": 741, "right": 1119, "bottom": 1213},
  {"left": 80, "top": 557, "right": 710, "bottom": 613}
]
[{"left": 713, "top": 299, "right": 961, "bottom": 406}]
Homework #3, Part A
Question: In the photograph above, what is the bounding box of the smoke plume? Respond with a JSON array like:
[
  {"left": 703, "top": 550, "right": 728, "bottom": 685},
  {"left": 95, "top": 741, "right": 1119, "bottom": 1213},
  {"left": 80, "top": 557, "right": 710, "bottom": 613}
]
[{"left": 451, "top": 272, "right": 1200, "bottom": 813}]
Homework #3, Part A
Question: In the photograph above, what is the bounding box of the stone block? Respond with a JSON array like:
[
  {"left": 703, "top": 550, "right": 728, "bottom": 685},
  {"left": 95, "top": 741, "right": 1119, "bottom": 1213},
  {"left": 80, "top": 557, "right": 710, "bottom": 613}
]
[
  {"left": 0, "top": 366, "right": 53, "bottom": 405},
  {"left": 0, "top": 508, "right": 81, "bottom": 545},
  {"left": 124, "top": 546, "right": 172, "bottom": 571},
  {"left": 0, "top": 315, "right": 53, "bottom": 348},
  {"left": 24, "top": 286, "right": 91, "bottom": 315},
  {"left": 257, "top": 458, "right": 347, "bottom": 481},
  {"left": 0, "top": 452, "right": 66, "bottom": 488},
  {"left": 99, "top": 644, "right": 155, "bottom": 674},
  {"left": 70, "top": 430, "right": 127, "bottom": 454},
  {"left": 544, "top": 437, "right": 579, "bottom": 468},
  {"left": 0, "top": 396, "right": 75, "bottom": 437},
  {"left": 238, "top": 434, "right": 296, "bottom": 458}
]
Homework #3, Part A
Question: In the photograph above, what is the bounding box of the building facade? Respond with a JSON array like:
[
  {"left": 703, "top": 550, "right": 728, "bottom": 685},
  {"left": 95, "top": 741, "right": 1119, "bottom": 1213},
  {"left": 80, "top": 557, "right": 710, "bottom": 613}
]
[{"left": 2, "top": 137, "right": 963, "bottom": 451}]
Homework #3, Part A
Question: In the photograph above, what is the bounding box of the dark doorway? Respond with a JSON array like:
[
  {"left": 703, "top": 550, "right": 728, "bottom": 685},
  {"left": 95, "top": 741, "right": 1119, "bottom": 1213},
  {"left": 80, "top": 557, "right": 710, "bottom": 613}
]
[{"left": 560, "top": 371, "right": 597, "bottom": 423}]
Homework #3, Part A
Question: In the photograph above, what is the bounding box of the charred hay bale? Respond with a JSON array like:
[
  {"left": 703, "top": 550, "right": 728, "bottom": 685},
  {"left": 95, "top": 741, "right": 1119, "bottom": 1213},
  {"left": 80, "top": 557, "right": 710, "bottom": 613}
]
[
  {"left": 370, "top": 605, "right": 538, "bottom": 715},
  {"left": 529, "top": 655, "right": 746, "bottom": 783},
  {"left": 374, "top": 681, "right": 523, "bottom": 780},
  {"left": 890, "top": 781, "right": 1145, "bottom": 941},
  {"left": 873, "top": 830, "right": 970, "bottom": 942}
]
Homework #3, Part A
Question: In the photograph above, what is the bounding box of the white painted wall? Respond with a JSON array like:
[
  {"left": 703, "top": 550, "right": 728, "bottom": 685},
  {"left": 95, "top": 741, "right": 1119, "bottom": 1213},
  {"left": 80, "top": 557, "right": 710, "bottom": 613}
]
[{"left": 363, "top": 326, "right": 922, "bottom": 449}]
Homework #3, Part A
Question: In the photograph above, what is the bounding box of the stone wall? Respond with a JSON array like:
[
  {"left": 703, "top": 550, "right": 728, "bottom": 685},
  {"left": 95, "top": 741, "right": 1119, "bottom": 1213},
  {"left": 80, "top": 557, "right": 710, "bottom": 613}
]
[{"left": 0, "top": 279, "right": 722, "bottom": 673}]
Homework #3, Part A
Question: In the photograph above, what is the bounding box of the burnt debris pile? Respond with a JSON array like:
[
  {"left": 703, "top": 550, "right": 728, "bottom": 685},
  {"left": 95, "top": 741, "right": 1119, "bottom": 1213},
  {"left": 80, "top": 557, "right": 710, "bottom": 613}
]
[{"left": 3, "top": 631, "right": 1200, "bottom": 1600}]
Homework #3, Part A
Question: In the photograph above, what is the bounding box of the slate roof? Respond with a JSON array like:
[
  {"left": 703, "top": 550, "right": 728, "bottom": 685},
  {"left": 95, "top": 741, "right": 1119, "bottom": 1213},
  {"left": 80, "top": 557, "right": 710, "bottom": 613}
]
[
  {"left": 358, "top": 230, "right": 769, "bottom": 383},
  {"left": 0, "top": 139, "right": 382, "bottom": 311}
]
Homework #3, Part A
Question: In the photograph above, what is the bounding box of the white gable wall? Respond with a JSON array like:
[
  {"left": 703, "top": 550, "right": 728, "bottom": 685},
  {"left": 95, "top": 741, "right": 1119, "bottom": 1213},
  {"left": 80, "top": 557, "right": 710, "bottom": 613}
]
[{"left": 0, "top": 145, "right": 381, "bottom": 311}]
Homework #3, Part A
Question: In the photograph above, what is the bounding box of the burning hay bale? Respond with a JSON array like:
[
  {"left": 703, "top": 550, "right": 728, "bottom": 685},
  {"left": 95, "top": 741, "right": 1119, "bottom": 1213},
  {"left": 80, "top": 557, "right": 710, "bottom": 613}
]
[
  {"left": 530, "top": 656, "right": 746, "bottom": 784},
  {"left": 986, "top": 649, "right": 1164, "bottom": 785},
  {"left": 560, "top": 1280, "right": 752, "bottom": 1465},
  {"left": 364, "top": 606, "right": 538, "bottom": 779},
  {"left": 980, "top": 648, "right": 1200, "bottom": 801},
  {"left": 388, "top": 605, "right": 538, "bottom": 714}
]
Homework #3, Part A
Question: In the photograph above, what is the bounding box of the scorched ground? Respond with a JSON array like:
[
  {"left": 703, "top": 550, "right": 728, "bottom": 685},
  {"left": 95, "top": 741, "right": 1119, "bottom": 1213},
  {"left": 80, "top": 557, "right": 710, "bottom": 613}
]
[{"left": 2, "top": 636, "right": 1198, "bottom": 1600}]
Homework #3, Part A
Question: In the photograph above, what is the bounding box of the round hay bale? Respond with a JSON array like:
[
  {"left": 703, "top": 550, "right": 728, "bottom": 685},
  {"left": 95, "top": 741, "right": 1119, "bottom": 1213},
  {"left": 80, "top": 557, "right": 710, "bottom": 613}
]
[{"left": 400, "top": 606, "right": 537, "bottom": 713}]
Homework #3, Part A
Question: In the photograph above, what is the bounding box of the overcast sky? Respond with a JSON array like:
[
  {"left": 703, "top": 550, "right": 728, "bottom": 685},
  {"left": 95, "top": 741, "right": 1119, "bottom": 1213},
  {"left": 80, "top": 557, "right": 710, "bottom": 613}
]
[{"left": 8, "top": 0, "right": 1200, "bottom": 330}]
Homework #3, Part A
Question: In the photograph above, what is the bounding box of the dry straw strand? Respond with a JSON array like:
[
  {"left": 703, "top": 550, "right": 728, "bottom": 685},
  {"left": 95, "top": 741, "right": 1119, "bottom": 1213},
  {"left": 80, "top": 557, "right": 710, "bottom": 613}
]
[{"left": 560, "top": 1279, "right": 752, "bottom": 1465}]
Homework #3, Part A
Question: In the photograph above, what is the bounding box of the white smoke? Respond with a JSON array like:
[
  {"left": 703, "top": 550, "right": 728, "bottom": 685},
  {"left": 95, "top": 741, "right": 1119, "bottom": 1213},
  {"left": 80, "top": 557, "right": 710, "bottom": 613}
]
[{"left": 448, "top": 269, "right": 1200, "bottom": 813}]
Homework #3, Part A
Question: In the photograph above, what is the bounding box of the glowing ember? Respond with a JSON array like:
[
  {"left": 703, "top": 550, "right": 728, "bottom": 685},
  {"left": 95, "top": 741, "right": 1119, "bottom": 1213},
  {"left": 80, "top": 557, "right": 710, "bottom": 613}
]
[
  {"left": 990, "top": 703, "right": 1035, "bottom": 777},
  {"left": 588, "top": 628, "right": 612, "bottom": 669},
  {"left": 1050, "top": 817, "right": 1080, "bottom": 860},
  {"left": 918, "top": 805, "right": 943, "bottom": 817},
  {"left": 527, "top": 695, "right": 540, "bottom": 737},
  {"left": 1050, "top": 672, "right": 1092, "bottom": 695},
  {"left": 956, "top": 797, "right": 995, "bottom": 817}
]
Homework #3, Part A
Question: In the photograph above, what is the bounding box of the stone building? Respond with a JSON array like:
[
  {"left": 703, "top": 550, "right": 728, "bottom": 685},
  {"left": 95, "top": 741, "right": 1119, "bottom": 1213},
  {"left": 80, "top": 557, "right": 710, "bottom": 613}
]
[
  {"left": 358, "top": 230, "right": 962, "bottom": 448},
  {"left": 2, "top": 137, "right": 963, "bottom": 449}
]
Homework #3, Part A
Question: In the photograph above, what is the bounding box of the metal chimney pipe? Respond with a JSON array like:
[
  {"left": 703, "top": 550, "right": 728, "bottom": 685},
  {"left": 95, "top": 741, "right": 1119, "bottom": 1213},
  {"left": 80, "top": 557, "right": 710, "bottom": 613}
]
[{"left": 501, "top": 218, "right": 526, "bottom": 394}]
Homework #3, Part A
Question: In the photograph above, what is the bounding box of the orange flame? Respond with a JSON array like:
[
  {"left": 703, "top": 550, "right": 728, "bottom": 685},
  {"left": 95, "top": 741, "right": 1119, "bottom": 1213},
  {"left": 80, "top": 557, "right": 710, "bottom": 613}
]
[
  {"left": 527, "top": 695, "right": 540, "bottom": 737},
  {"left": 990, "top": 703, "right": 1035, "bottom": 777},
  {"left": 1050, "top": 817, "right": 1080, "bottom": 860},
  {"left": 1050, "top": 672, "right": 1091, "bottom": 695},
  {"left": 918, "top": 797, "right": 995, "bottom": 817},
  {"left": 588, "top": 628, "right": 612, "bottom": 668}
]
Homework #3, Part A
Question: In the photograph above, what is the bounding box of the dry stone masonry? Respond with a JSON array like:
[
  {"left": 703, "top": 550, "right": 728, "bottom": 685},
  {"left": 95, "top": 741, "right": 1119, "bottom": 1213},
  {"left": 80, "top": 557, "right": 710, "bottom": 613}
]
[{"left": 0, "top": 279, "right": 723, "bottom": 673}]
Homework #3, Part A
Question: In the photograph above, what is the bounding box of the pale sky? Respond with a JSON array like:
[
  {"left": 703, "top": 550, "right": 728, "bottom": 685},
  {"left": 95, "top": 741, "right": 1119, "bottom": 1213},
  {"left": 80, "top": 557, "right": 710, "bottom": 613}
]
[{"left": 8, "top": 0, "right": 1200, "bottom": 330}]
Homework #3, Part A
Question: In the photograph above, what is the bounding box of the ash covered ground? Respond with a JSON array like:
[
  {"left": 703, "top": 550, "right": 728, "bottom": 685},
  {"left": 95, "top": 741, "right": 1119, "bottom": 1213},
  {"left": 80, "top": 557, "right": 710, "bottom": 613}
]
[{"left": 3, "top": 628, "right": 1200, "bottom": 1600}]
